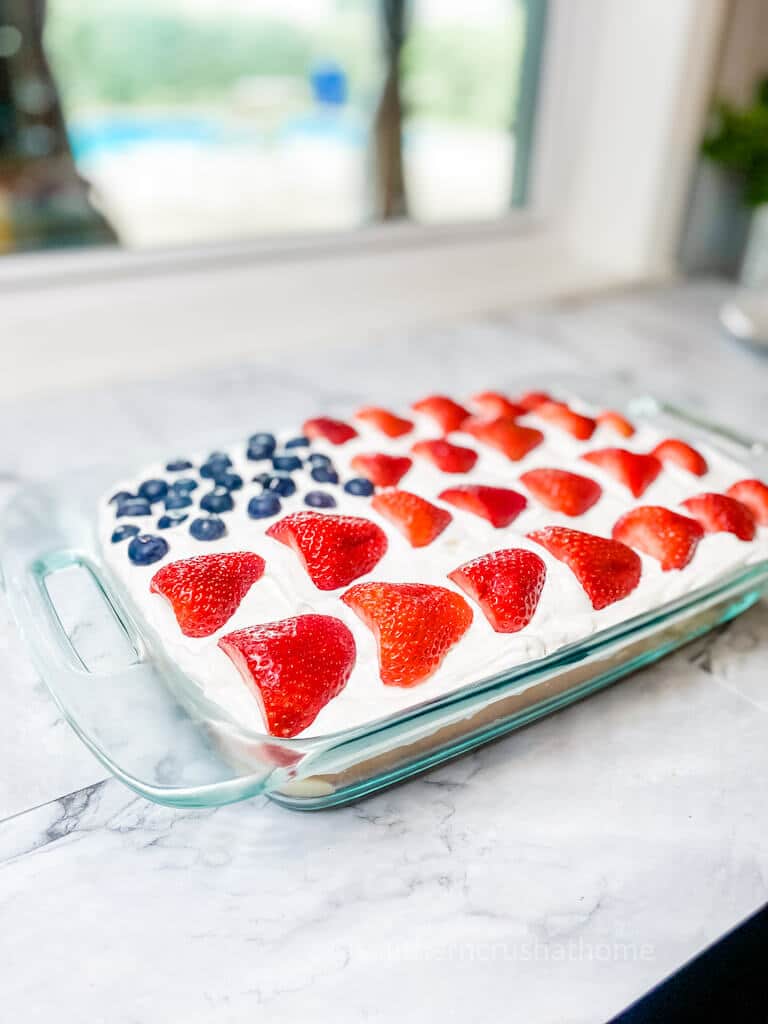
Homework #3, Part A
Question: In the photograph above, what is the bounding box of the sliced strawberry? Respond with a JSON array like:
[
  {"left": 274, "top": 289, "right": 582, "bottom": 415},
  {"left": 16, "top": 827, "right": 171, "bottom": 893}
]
[
  {"left": 612, "top": 506, "right": 704, "bottom": 571},
  {"left": 517, "top": 390, "right": 551, "bottom": 411},
  {"left": 150, "top": 552, "right": 266, "bottom": 638},
  {"left": 302, "top": 416, "right": 358, "bottom": 445},
  {"left": 651, "top": 438, "right": 708, "bottom": 476},
  {"left": 726, "top": 479, "right": 768, "bottom": 526},
  {"left": 581, "top": 448, "right": 662, "bottom": 498},
  {"left": 519, "top": 468, "right": 602, "bottom": 517},
  {"left": 597, "top": 410, "right": 635, "bottom": 438},
  {"left": 411, "top": 394, "right": 471, "bottom": 433},
  {"left": 218, "top": 615, "right": 355, "bottom": 737},
  {"left": 680, "top": 493, "right": 756, "bottom": 541},
  {"left": 411, "top": 438, "right": 478, "bottom": 473},
  {"left": 535, "top": 401, "right": 597, "bottom": 441},
  {"left": 371, "top": 489, "right": 452, "bottom": 547},
  {"left": 463, "top": 416, "right": 544, "bottom": 460},
  {"left": 341, "top": 582, "right": 472, "bottom": 687},
  {"left": 355, "top": 406, "right": 413, "bottom": 438},
  {"left": 267, "top": 511, "right": 387, "bottom": 590},
  {"left": 528, "top": 526, "right": 642, "bottom": 610},
  {"left": 438, "top": 484, "right": 527, "bottom": 527},
  {"left": 448, "top": 549, "right": 546, "bottom": 633},
  {"left": 350, "top": 452, "right": 413, "bottom": 487},
  {"left": 471, "top": 391, "right": 526, "bottom": 419}
]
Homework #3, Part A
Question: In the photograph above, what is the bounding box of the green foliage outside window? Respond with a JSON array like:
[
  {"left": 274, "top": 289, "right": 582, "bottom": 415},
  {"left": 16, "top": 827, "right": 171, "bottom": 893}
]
[{"left": 45, "top": 0, "right": 523, "bottom": 130}]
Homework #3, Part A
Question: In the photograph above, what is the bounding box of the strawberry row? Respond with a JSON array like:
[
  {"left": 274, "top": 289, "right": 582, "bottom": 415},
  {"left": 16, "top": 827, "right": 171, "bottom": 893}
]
[{"left": 149, "top": 478, "right": 767, "bottom": 738}]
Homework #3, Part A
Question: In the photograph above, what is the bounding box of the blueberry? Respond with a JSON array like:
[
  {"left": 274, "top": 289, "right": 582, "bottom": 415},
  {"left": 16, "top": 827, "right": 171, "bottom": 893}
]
[
  {"left": 111, "top": 524, "right": 140, "bottom": 543},
  {"left": 267, "top": 474, "right": 297, "bottom": 497},
  {"left": 272, "top": 454, "right": 303, "bottom": 472},
  {"left": 284, "top": 435, "right": 309, "bottom": 449},
  {"left": 212, "top": 470, "right": 243, "bottom": 491},
  {"left": 247, "top": 493, "right": 282, "bottom": 519},
  {"left": 116, "top": 498, "right": 152, "bottom": 517},
  {"left": 164, "top": 492, "right": 192, "bottom": 510},
  {"left": 109, "top": 490, "right": 134, "bottom": 505},
  {"left": 248, "top": 432, "right": 276, "bottom": 454},
  {"left": 311, "top": 465, "right": 339, "bottom": 484},
  {"left": 166, "top": 458, "right": 193, "bottom": 472},
  {"left": 252, "top": 472, "right": 272, "bottom": 487},
  {"left": 190, "top": 515, "right": 226, "bottom": 541},
  {"left": 247, "top": 443, "right": 274, "bottom": 462},
  {"left": 157, "top": 512, "right": 189, "bottom": 529},
  {"left": 344, "top": 477, "right": 374, "bottom": 497},
  {"left": 127, "top": 534, "right": 169, "bottom": 566},
  {"left": 138, "top": 479, "right": 169, "bottom": 503},
  {"left": 200, "top": 453, "right": 232, "bottom": 478},
  {"left": 308, "top": 453, "right": 333, "bottom": 468},
  {"left": 171, "top": 477, "right": 198, "bottom": 493},
  {"left": 200, "top": 487, "right": 234, "bottom": 513},
  {"left": 304, "top": 490, "right": 337, "bottom": 509}
]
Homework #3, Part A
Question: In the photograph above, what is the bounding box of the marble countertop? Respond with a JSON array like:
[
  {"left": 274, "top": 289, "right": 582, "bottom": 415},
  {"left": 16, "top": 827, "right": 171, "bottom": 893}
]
[{"left": 1, "top": 279, "right": 767, "bottom": 1023}]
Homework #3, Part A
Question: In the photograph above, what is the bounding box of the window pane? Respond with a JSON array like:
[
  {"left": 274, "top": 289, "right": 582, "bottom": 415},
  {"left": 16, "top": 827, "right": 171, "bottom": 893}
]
[
  {"left": 0, "top": 0, "right": 545, "bottom": 253},
  {"left": 45, "top": 0, "right": 384, "bottom": 247},
  {"left": 401, "top": 0, "right": 535, "bottom": 223}
]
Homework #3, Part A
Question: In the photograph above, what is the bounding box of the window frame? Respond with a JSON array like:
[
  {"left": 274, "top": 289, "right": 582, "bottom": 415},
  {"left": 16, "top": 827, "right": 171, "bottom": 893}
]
[{"left": 0, "top": 0, "right": 726, "bottom": 295}]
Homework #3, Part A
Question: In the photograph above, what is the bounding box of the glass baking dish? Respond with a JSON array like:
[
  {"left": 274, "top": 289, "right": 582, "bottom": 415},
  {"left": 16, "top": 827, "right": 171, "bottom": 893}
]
[{"left": 2, "top": 395, "right": 767, "bottom": 811}]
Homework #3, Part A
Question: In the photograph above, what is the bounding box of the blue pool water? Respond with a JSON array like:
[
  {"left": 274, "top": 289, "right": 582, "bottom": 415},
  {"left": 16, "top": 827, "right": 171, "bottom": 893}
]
[{"left": 69, "top": 112, "right": 365, "bottom": 161}]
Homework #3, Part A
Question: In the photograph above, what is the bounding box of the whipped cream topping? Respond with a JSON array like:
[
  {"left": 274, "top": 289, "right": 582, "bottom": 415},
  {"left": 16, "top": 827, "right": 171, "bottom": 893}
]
[{"left": 98, "top": 397, "right": 768, "bottom": 738}]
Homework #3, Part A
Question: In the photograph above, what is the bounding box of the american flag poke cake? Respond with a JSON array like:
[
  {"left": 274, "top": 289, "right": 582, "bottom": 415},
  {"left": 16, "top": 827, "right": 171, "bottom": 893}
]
[{"left": 99, "top": 390, "right": 768, "bottom": 739}]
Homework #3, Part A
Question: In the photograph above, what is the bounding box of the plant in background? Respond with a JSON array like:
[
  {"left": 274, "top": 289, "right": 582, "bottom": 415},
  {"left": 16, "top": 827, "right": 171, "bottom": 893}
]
[{"left": 702, "top": 77, "right": 768, "bottom": 206}]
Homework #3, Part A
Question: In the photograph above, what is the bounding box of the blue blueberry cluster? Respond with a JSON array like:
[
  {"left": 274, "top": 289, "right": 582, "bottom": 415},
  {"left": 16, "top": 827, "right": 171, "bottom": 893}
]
[
  {"left": 244, "top": 432, "right": 374, "bottom": 516},
  {"left": 110, "top": 462, "right": 200, "bottom": 562},
  {"left": 113, "top": 430, "right": 378, "bottom": 564}
]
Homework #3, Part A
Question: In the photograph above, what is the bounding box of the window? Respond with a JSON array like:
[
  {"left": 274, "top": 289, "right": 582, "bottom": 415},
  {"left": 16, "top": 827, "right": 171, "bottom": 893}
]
[{"left": 0, "top": 0, "right": 546, "bottom": 252}]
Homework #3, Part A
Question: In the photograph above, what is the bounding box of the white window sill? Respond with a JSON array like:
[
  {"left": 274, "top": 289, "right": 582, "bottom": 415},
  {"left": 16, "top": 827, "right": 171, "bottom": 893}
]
[{"left": 0, "top": 227, "right": 649, "bottom": 400}]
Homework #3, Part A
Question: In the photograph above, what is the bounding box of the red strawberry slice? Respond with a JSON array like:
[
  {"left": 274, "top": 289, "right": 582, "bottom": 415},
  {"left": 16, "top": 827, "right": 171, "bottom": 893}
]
[
  {"left": 438, "top": 484, "right": 527, "bottom": 527},
  {"left": 651, "top": 438, "right": 708, "bottom": 476},
  {"left": 726, "top": 479, "right": 768, "bottom": 525},
  {"left": 350, "top": 452, "right": 412, "bottom": 487},
  {"left": 267, "top": 511, "right": 387, "bottom": 590},
  {"left": 581, "top": 448, "right": 662, "bottom": 498},
  {"left": 302, "top": 416, "right": 358, "bottom": 445},
  {"left": 463, "top": 416, "right": 544, "bottom": 461},
  {"left": 517, "top": 390, "right": 551, "bottom": 411},
  {"left": 597, "top": 410, "right": 635, "bottom": 438},
  {"left": 150, "top": 552, "right": 266, "bottom": 638},
  {"left": 535, "top": 401, "right": 597, "bottom": 440},
  {"left": 680, "top": 493, "right": 756, "bottom": 541},
  {"left": 612, "top": 506, "right": 704, "bottom": 571},
  {"left": 411, "top": 438, "right": 478, "bottom": 473},
  {"left": 371, "top": 489, "right": 452, "bottom": 548},
  {"left": 448, "top": 549, "right": 546, "bottom": 633},
  {"left": 355, "top": 406, "right": 413, "bottom": 438},
  {"left": 519, "top": 468, "right": 602, "bottom": 516},
  {"left": 471, "top": 391, "right": 526, "bottom": 419},
  {"left": 411, "top": 394, "right": 471, "bottom": 433},
  {"left": 218, "top": 615, "right": 356, "bottom": 737},
  {"left": 528, "top": 526, "right": 642, "bottom": 610},
  {"left": 341, "top": 582, "right": 472, "bottom": 687}
]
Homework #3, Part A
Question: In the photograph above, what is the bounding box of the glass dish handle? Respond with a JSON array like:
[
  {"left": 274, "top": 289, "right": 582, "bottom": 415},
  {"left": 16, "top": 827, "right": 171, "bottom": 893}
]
[
  {"left": 11, "top": 551, "right": 283, "bottom": 806},
  {"left": 629, "top": 395, "right": 768, "bottom": 464}
]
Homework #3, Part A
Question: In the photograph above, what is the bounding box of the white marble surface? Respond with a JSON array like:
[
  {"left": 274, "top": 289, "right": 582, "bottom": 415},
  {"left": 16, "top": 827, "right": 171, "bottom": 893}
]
[{"left": 1, "top": 279, "right": 768, "bottom": 1022}]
